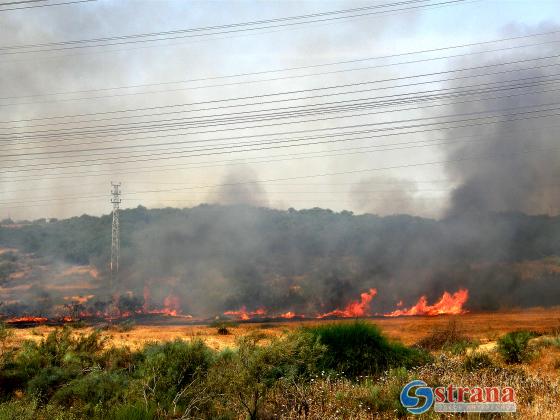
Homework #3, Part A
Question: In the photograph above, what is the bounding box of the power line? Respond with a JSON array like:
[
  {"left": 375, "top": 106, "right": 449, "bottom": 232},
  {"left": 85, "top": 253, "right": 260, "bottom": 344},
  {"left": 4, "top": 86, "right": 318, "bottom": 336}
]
[
  {"left": 0, "top": 0, "right": 94, "bottom": 12},
  {"left": 6, "top": 76, "right": 558, "bottom": 146},
  {"left": 3, "top": 38, "right": 559, "bottom": 109},
  {"left": 5, "top": 110, "right": 558, "bottom": 184},
  {"left": 1, "top": 179, "right": 457, "bottom": 195},
  {"left": 0, "top": 0, "right": 465, "bottom": 54},
  {"left": 4, "top": 56, "right": 559, "bottom": 145},
  {"left": 4, "top": 76, "right": 560, "bottom": 160},
  {"left": 5, "top": 95, "right": 559, "bottom": 182},
  {"left": 2, "top": 101, "right": 559, "bottom": 174},
  {"left": 0, "top": 142, "right": 558, "bottom": 205},
  {"left": 0, "top": 1, "right": 50, "bottom": 6},
  {"left": 2, "top": 29, "right": 559, "bottom": 103},
  {"left": 3, "top": 60, "right": 559, "bottom": 135}
]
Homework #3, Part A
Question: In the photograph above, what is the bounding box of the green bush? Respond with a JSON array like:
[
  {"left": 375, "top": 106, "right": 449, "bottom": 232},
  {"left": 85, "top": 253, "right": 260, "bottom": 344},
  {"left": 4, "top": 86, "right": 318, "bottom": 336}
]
[
  {"left": 98, "top": 346, "right": 140, "bottom": 372},
  {"left": 3, "top": 328, "right": 107, "bottom": 402},
  {"left": 463, "top": 351, "right": 495, "bottom": 372},
  {"left": 210, "top": 331, "right": 326, "bottom": 420},
  {"left": 107, "top": 403, "right": 156, "bottom": 420},
  {"left": 497, "top": 331, "right": 535, "bottom": 364},
  {"left": 306, "top": 321, "right": 430, "bottom": 377},
  {"left": 134, "top": 339, "right": 214, "bottom": 414},
  {"left": 51, "top": 371, "right": 128, "bottom": 410}
]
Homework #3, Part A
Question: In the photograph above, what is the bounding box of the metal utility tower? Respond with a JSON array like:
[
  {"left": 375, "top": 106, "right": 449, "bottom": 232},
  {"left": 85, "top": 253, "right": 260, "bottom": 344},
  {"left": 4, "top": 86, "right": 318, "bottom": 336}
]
[{"left": 110, "top": 182, "right": 121, "bottom": 281}]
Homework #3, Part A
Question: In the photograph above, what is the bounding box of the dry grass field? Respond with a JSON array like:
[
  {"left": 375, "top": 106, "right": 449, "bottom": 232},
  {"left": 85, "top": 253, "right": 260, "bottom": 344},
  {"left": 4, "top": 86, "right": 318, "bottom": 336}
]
[{"left": 8, "top": 307, "right": 560, "bottom": 350}]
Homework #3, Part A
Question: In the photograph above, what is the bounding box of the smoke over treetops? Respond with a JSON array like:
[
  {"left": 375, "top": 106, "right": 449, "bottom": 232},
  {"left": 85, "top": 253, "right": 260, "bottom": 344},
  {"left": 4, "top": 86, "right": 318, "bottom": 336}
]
[{"left": 1, "top": 205, "right": 559, "bottom": 320}]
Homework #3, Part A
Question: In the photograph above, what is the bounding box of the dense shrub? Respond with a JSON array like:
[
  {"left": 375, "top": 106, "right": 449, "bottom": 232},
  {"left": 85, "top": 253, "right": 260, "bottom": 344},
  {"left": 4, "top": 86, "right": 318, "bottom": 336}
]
[
  {"left": 51, "top": 371, "right": 128, "bottom": 410},
  {"left": 463, "top": 351, "right": 495, "bottom": 372},
  {"left": 134, "top": 339, "right": 214, "bottom": 415},
  {"left": 210, "top": 331, "right": 326, "bottom": 420},
  {"left": 497, "top": 331, "right": 535, "bottom": 364},
  {"left": 306, "top": 321, "right": 430, "bottom": 377}
]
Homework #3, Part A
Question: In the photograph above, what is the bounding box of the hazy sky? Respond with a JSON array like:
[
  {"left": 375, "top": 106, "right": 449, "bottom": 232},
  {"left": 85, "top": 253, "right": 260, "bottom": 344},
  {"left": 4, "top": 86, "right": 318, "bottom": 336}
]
[{"left": 0, "top": 0, "right": 559, "bottom": 220}]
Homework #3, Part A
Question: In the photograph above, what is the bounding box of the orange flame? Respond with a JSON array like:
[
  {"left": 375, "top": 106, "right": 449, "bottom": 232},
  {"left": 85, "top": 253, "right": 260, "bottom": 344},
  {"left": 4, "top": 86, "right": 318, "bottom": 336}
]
[
  {"left": 147, "top": 294, "right": 181, "bottom": 316},
  {"left": 384, "top": 289, "right": 469, "bottom": 317},
  {"left": 7, "top": 316, "right": 48, "bottom": 324},
  {"left": 317, "top": 288, "right": 377, "bottom": 318},
  {"left": 142, "top": 286, "right": 182, "bottom": 317},
  {"left": 224, "top": 306, "right": 267, "bottom": 321},
  {"left": 279, "top": 311, "right": 303, "bottom": 319}
]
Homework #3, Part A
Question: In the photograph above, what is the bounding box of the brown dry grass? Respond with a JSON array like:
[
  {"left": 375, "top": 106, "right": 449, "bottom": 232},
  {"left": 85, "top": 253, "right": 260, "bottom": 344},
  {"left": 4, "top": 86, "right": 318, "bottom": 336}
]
[{"left": 8, "top": 306, "right": 560, "bottom": 351}]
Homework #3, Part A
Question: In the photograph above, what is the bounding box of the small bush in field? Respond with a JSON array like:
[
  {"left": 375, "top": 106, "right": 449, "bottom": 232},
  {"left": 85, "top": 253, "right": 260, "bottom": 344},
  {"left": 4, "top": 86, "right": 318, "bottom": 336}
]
[
  {"left": 416, "top": 319, "right": 477, "bottom": 354},
  {"left": 306, "top": 321, "right": 430, "bottom": 377},
  {"left": 463, "top": 351, "right": 495, "bottom": 372},
  {"left": 210, "top": 320, "right": 236, "bottom": 335},
  {"left": 497, "top": 331, "right": 535, "bottom": 364},
  {"left": 220, "top": 327, "right": 231, "bottom": 336}
]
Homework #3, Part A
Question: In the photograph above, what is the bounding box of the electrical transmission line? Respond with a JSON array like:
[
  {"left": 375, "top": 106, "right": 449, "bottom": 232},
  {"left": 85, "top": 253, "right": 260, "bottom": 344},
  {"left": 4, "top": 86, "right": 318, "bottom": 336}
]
[
  {"left": 0, "top": 0, "right": 466, "bottom": 54},
  {"left": 0, "top": 0, "right": 94, "bottom": 12},
  {"left": 2, "top": 28, "right": 559, "bottom": 104}
]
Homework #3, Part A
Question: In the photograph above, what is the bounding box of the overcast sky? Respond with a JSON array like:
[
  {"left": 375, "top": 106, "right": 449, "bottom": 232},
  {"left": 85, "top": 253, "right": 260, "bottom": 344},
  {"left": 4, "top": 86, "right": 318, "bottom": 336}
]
[{"left": 0, "top": 0, "right": 559, "bottom": 220}]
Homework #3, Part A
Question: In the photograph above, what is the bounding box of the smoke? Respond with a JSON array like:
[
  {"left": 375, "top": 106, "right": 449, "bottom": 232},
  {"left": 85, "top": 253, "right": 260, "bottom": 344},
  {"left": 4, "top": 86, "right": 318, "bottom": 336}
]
[
  {"left": 442, "top": 24, "right": 560, "bottom": 217},
  {"left": 349, "top": 175, "right": 444, "bottom": 217},
  {"left": 1, "top": 205, "right": 560, "bottom": 319},
  {"left": 2, "top": 11, "right": 560, "bottom": 320},
  {"left": 207, "top": 167, "right": 268, "bottom": 207}
]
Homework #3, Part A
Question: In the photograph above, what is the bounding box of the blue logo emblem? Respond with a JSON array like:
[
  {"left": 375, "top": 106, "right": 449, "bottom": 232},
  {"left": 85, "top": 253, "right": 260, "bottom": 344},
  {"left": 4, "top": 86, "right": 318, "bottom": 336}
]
[{"left": 400, "top": 380, "right": 434, "bottom": 414}]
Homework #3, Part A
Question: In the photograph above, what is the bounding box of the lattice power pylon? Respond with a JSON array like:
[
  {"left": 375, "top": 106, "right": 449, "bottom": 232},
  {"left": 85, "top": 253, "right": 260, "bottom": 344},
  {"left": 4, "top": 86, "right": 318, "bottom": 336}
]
[{"left": 110, "top": 182, "right": 121, "bottom": 282}]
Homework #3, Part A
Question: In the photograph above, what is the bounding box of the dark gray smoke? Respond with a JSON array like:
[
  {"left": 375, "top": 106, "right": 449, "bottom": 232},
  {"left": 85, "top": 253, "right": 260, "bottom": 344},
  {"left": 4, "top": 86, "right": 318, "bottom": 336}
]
[
  {"left": 443, "top": 24, "right": 560, "bottom": 217},
  {"left": 2, "top": 205, "right": 559, "bottom": 319}
]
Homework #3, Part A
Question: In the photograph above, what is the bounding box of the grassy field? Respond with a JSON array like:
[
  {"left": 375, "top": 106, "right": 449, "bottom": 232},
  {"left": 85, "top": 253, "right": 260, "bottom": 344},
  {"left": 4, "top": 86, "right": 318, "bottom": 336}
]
[
  {"left": 3, "top": 308, "right": 560, "bottom": 419},
  {"left": 9, "top": 307, "right": 560, "bottom": 350}
]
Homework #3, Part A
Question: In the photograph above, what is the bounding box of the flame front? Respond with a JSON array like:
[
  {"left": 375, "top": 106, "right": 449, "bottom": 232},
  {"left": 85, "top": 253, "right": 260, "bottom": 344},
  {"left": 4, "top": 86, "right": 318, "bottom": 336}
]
[
  {"left": 317, "top": 288, "right": 378, "bottom": 318},
  {"left": 384, "top": 289, "right": 469, "bottom": 317},
  {"left": 7, "top": 316, "right": 48, "bottom": 324},
  {"left": 224, "top": 306, "right": 267, "bottom": 320}
]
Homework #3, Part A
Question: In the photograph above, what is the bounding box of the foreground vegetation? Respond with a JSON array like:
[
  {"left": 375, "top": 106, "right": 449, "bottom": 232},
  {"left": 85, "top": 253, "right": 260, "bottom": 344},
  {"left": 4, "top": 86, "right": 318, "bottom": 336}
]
[{"left": 0, "top": 320, "right": 559, "bottom": 419}]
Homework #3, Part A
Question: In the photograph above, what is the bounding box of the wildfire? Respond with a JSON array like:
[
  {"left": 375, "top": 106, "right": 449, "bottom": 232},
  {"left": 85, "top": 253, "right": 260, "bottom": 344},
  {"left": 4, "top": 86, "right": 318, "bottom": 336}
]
[
  {"left": 142, "top": 287, "right": 182, "bottom": 317},
  {"left": 224, "top": 306, "right": 267, "bottom": 321},
  {"left": 6, "top": 316, "right": 48, "bottom": 324},
  {"left": 278, "top": 311, "right": 305, "bottom": 319},
  {"left": 317, "top": 288, "right": 377, "bottom": 318},
  {"left": 384, "top": 289, "right": 469, "bottom": 317}
]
